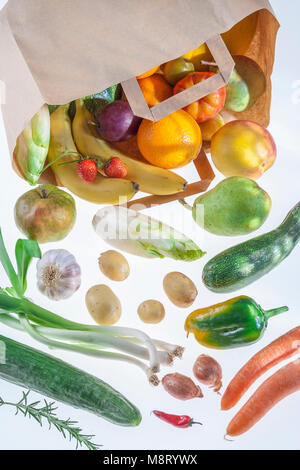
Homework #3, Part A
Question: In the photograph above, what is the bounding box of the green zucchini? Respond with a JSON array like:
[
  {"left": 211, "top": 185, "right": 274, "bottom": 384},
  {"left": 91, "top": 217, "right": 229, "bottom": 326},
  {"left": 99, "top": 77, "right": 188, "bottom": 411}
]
[
  {"left": 203, "top": 202, "right": 300, "bottom": 292},
  {"left": 0, "top": 335, "right": 141, "bottom": 427}
]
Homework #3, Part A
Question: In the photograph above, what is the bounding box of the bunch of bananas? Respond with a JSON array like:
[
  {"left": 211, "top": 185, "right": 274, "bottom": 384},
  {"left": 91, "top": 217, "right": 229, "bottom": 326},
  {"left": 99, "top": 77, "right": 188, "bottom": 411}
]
[{"left": 47, "top": 101, "right": 187, "bottom": 204}]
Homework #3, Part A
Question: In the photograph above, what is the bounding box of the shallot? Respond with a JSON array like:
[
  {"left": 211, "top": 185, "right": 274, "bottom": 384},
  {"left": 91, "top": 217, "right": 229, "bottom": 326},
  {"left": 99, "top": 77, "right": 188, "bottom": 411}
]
[
  {"left": 193, "top": 354, "right": 222, "bottom": 393},
  {"left": 162, "top": 373, "right": 203, "bottom": 401}
]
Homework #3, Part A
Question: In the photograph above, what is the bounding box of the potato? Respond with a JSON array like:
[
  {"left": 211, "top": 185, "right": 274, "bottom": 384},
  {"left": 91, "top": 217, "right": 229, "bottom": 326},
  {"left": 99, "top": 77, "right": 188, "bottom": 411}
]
[
  {"left": 98, "top": 250, "right": 130, "bottom": 282},
  {"left": 86, "top": 284, "right": 121, "bottom": 325},
  {"left": 163, "top": 272, "right": 198, "bottom": 308},
  {"left": 137, "top": 300, "right": 165, "bottom": 324}
]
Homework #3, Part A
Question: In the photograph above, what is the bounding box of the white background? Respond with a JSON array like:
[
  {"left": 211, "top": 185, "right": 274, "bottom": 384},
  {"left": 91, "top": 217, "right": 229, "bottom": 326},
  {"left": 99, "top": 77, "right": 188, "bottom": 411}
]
[{"left": 0, "top": 0, "right": 299, "bottom": 451}]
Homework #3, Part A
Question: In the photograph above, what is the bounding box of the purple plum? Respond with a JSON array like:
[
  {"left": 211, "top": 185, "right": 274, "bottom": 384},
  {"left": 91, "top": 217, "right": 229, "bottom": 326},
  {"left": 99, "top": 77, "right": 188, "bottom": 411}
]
[{"left": 96, "top": 101, "right": 142, "bottom": 142}]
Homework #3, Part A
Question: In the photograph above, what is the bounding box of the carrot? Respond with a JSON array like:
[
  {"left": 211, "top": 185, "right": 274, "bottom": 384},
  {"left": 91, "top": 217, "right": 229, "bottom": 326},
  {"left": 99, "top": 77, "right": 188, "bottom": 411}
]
[
  {"left": 227, "top": 359, "right": 300, "bottom": 436},
  {"left": 221, "top": 327, "right": 300, "bottom": 410}
]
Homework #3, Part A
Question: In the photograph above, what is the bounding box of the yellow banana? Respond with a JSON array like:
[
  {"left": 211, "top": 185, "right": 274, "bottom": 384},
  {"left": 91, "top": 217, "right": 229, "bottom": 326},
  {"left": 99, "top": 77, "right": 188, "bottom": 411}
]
[
  {"left": 48, "top": 105, "right": 138, "bottom": 204},
  {"left": 72, "top": 99, "right": 187, "bottom": 195}
]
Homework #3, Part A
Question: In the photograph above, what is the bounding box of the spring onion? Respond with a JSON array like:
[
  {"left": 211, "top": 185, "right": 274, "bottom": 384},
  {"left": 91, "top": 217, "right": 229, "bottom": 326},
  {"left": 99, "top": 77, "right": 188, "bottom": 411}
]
[{"left": 0, "top": 229, "right": 183, "bottom": 385}]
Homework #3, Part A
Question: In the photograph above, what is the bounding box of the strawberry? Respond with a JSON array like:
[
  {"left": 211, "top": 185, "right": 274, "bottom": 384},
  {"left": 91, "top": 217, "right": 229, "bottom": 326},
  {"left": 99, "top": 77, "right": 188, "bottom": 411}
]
[
  {"left": 104, "top": 157, "right": 127, "bottom": 178},
  {"left": 77, "top": 159, "right": 97, "bottom": 182}
]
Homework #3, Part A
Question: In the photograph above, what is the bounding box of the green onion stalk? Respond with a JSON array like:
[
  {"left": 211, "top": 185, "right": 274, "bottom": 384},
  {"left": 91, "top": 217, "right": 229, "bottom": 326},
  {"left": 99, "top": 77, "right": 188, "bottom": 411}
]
[{"left": 0, "top": 230, "right": 183, "bottom": 385}]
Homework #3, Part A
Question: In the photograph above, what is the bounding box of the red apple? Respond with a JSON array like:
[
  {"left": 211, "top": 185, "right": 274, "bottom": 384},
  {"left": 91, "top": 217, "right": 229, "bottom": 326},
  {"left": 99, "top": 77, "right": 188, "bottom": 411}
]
[{"left": 14, "top": 184, "right": 76, "bottom": 243}]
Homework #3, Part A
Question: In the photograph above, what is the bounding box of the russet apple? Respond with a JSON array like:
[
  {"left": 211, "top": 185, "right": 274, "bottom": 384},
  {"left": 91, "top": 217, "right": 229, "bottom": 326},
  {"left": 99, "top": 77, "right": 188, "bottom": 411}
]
[{"left": 14, "top": 184, "right": 76, "bottom": 243}]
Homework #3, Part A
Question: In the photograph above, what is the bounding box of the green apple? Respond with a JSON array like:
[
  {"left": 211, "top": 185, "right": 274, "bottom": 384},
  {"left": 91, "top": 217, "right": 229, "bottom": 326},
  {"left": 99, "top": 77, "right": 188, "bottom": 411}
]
[{"left": 14, "top": 184, "right": 76, "bottom": 243}]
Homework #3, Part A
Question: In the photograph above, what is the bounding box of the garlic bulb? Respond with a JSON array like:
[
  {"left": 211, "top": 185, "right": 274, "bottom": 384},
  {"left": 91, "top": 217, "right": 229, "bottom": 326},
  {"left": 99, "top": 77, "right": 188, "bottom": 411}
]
[{"left": 37, "top": 249, "right": 81, "bottom": 301}]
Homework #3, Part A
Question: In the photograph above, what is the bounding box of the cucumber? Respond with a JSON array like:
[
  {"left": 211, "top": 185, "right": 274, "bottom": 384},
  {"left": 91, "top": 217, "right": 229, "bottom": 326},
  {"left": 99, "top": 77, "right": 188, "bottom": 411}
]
[
  {"left": 203, "top": 202, "right": 300, "bottom": 293},
  {"left": 0, "top": 335, "right": 141, "bottom": 427}
]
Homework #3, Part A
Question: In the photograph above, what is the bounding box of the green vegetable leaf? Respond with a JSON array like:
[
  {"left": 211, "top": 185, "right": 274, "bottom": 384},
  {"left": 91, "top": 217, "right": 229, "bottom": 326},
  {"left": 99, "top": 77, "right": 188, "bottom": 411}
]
[
  {"left": 0, "top": 290, "right": 24, "bottom": 312},
  {"left": 138, "top": 242, "right": 165, "bottom": 259},
  {"left": 5, "top": 287, "right": 18, "bottom": 297},
  {"left": 167, "top": 239, "right": 206, "bottom": 262},
  {"left": 84, "top": 84, "right": 121, "bottom": 117},
  {"left": 15, "top": 239, "right": 42, "bottom": 295},
  {"left": 0, "top": 229, "right": 21, "bottom": 296},
  {"left": 48, "top": 105, "right": 59, "bottom": 115},
  {"left": 138, "top": 238, "right": 205, "bottom": 262}
]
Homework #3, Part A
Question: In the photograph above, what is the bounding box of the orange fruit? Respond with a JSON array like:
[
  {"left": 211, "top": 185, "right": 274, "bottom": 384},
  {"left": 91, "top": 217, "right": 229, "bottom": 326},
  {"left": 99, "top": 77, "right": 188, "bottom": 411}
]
[
  {"left": 137, "top": 110, "right": 202, "bottom": 169},
  {"left": 138, "top": 74, "right": 172, "bottom": 107},
  {"left": 137, "top": 66, "right": 160, "bottom": 79}
]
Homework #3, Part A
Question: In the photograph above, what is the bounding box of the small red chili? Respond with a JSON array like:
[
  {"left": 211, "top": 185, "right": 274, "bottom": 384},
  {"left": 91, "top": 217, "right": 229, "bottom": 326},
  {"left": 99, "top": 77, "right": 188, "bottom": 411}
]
[{"left": 152, "top": 410, "right": 202, "bottom": 428}]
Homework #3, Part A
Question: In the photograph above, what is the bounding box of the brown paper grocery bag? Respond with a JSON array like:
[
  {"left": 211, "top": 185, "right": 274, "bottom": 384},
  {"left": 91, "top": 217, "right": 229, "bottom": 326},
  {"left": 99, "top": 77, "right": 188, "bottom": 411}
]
[{"left": 0, "top": 0, "right": 278, "bottom": 166}]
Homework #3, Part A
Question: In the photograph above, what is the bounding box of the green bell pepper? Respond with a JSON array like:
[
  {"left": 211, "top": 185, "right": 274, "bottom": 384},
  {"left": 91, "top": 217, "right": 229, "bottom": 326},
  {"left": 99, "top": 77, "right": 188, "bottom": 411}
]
[{"left": 185, "top": 296, "right": 288, "bottom": 349}]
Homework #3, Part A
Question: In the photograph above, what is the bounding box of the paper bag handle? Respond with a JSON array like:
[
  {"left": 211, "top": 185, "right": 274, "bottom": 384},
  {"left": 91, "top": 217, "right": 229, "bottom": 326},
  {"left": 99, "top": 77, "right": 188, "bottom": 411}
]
[{"left": 121, "top": 35, "right": 235, "bottom": 121}]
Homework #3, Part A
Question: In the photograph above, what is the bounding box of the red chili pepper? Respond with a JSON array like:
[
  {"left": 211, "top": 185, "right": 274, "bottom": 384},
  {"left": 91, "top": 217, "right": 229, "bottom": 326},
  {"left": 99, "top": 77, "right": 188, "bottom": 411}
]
[{"left": 152, "top": 410, "right": 202, "bottom": 428}]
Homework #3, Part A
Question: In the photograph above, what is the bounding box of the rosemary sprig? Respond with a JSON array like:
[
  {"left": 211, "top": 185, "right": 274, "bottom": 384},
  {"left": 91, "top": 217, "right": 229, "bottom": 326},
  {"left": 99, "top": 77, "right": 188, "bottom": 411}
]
[{"left": 0, "top": 391, "right": 101, "bottom": 450}]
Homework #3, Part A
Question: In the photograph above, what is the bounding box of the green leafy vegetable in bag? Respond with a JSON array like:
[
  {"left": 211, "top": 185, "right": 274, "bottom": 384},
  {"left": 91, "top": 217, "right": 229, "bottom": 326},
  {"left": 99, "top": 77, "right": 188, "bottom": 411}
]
[
  {"left": 48, "top": 104, "right": 59, "bottom": 115},
  {"left": 92, "top": 206, "right": 205, "bottom": 261},
  {"left": 14, "top": 104, "right": 50, "bottom": 185},
  {"left": 84, "top": 84, "right": 121, "bottom": 117}
]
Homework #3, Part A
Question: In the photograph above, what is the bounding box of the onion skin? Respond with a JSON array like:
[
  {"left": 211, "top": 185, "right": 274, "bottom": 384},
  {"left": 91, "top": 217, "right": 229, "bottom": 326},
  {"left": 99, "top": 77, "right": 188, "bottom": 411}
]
[
  {"left": 193, "top": 354, "right": 222, "bottom": 393},
  {"left": 162, "top": 373, "right": 203, "bottom": 401}
]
